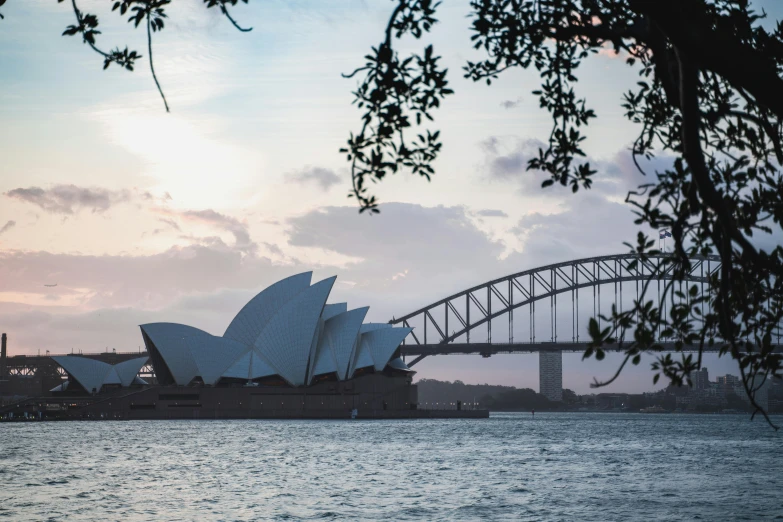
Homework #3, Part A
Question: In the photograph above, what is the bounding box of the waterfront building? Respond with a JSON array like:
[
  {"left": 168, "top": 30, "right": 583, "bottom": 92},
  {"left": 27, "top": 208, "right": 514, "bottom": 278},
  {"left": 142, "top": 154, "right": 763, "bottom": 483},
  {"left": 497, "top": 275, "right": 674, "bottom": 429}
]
[
  {"left": 17, "top": 272, "right": 491, "bottom": 419},
  {"left": 692, "top": 367, "right": 709, "bottom": 389},
  {"left": 539, "top": 351, "right": 563, "bottom": 402}
]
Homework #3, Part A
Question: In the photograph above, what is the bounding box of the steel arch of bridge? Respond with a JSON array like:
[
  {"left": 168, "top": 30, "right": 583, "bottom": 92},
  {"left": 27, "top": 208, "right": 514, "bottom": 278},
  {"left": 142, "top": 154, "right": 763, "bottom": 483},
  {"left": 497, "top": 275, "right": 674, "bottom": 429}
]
[{"left": 389, "top": 253, "right": 723, "bottom": 366}]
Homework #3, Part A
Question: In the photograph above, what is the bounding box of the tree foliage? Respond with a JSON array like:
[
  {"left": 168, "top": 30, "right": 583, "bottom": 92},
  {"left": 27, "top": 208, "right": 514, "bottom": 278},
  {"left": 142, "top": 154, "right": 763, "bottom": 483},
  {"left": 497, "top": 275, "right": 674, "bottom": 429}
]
[
  {"left": 343, "top": 0, "right": 783, "bottom": 426},
  {"left": 27, "top": 0, "right": 253, "bottom": 112}
]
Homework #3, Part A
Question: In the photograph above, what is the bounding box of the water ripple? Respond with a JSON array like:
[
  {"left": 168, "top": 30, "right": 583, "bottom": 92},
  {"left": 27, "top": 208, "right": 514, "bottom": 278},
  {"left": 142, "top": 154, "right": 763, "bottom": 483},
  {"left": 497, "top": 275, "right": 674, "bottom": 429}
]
[{"left": 1, "top": 413, "right": 782, "bottom": 520}]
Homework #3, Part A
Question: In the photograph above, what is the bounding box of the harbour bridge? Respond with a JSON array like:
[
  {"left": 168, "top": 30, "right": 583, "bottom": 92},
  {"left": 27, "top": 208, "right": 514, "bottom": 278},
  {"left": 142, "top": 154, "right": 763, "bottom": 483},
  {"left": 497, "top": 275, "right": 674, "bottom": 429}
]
[
  {"left": 2, "top": 253, "right": 779, "bottom": 399},
  {"left": 391, "top": 253, "right": 780, "bottom": 366}
]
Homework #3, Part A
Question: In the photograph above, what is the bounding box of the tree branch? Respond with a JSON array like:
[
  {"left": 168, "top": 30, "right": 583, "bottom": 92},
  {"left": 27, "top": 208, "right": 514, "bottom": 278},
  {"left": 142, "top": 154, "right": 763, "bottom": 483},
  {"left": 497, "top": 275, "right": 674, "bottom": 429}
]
[
  {"left": 675, "top": 46, "right": 761, "bottom": 264},
  {"left": 220, "top": 4, "right": 252, "bottom": 32},
  {"left": 146, "top": 12, "right": 169, "bottom": 112},
  {"left": 632, "top": 0, "right": 783, "bottom": 120}
]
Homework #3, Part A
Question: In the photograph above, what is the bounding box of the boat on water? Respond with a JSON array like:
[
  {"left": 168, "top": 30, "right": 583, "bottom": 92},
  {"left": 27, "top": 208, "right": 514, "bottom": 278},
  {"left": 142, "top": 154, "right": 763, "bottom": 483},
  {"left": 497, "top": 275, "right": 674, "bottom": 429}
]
[{"left": 639, "top": 406, "right": 667, "bottom": 413}]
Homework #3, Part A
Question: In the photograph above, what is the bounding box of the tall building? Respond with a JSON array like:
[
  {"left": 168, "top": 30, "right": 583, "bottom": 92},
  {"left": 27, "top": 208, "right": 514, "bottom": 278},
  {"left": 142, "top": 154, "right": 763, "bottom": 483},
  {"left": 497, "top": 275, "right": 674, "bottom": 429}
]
[
  {"left": 692, "top": 367, "right": 709, "bottom": 389},
  {"left": 539, "top": 350, "right": 563, "bottom": 402}
]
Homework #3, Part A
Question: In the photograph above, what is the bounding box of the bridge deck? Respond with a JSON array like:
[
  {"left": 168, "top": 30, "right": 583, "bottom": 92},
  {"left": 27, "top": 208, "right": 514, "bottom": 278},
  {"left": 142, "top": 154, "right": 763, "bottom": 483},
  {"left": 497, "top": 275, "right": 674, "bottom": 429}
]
[{"left": 398, "top": 342, "right": 782, "bottom": 357}]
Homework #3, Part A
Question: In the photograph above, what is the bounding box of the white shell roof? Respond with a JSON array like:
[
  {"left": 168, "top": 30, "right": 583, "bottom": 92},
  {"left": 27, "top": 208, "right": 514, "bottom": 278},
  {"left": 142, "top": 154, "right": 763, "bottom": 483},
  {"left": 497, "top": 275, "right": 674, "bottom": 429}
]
[
  {"left": 221, "top": 351, "right": 252, "bottom": 380},
  {"left": 51, "top": 355, "right": 149, "bottom": 393},
  {"left": 321, "top": 303, "right": 348, "bottom": 321},
  {"left": 360, "top": 327, "right": 413, "bottom": 371},
  {"left": 224, "top": 272, "right": 312, "bottom": 346},
  {"left": 186, "top": 335, "right": 248, "bottom": 385},
  {"left": 359, "top": 323, "right": 393, "bottom": 333},
  {"left": 103, "top": 367, "right": 122, "bottom": 385},
  {"left": 220, "top": 350, "right": 278, "bottom": 380},
  {"left": 141, "top": 323, "right": 208, "bottom": 385},
  {"left": 249, "top": 351, "right": 278, "bottom": 380},
  {"left": 349, "top": 340, "right": 375, "bottom": 377},
  {"left": 52, "top": 356, "right": 111, "bottom": 393},
  {"left": 309, "top": 307, "right": 369, "bottom": 383},
  {"left": 387, "top": 357, "right": 413, "bottom": 372},
  {"left": 114, "top": 357, "right": 150, "bottom": 386},
  {"left": 253, "top": 276, "right": 336, "bottom": 386},
  {"left": 305, "top": 318, "right": 325, "bottom": 385},
  {"left": 137, "top": 272, "right": 416, "bottom": 388},
  {"left": 142, "top": 323, "right": 256, "bottom": 385}
]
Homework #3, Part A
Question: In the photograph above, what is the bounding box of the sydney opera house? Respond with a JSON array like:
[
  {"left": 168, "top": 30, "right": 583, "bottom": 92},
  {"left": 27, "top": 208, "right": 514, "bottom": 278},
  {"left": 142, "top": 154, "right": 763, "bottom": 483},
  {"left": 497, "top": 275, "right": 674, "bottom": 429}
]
[{"left": 23, "top": 272, "right": 486, "bottom": 419}]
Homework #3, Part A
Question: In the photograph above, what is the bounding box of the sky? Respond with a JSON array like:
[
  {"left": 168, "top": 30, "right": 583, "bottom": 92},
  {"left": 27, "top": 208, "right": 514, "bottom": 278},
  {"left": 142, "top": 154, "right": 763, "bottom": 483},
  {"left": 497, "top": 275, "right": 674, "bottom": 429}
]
[{"left": 1, "top": 0, "right": 779, "bottom": 393}]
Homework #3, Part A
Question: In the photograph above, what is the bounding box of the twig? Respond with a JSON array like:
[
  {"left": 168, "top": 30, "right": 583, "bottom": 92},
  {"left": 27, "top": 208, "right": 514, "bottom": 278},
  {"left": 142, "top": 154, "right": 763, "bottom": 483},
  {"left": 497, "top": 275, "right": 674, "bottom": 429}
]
[
  {"left": 220, "top": 4, "right": 252, "bottom": 32},
  {"left": 147, "top": 12, "right": 169, "bottom": 112}
]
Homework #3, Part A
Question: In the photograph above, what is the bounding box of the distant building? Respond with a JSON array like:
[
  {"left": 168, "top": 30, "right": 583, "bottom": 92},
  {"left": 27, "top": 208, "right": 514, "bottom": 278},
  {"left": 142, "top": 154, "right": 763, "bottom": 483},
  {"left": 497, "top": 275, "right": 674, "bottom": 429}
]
[
  {"left": 692, "top": 367, "right": 709, "bottom": 389},
  {"left": 716, "top": 374, "right": 740, "bottom": 387},
  {"left": 539, "top": 351, "right": 562, "bottom": 402}
]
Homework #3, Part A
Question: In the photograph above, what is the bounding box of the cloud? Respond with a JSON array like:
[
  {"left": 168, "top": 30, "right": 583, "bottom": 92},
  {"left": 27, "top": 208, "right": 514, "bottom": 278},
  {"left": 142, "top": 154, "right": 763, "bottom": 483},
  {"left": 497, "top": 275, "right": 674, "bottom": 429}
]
[
  {"left": 480, "top": 137, "right": 551, "bottom": 195},
  {"left": 286, "top": 203, "right": 508, "bottom": 306},
  {"left": 285, "top": 166, "right": 341, "bottom": 191},
  {"left": 5, "top": 185, "right": 131, "bottom": 214},
  {"left": 141, "top": 191, "right": 173, "bottom": 204},
  {"left": 0, "top": 220, "right": 15, "bottom": 235},
  {"left": 0, "top": 202, "right": 509, "bottom": 351},
  {"left": 499, "top": 97, "right": 523, "bottom": 109},
  {"left": 0, "top": 244, "right": 291, "bottom": 312},
  {"left": 156, "top": 208, "right": 254, "bottom": 252},
  {"left": 287, "top": 203, "right": 503, "bottom": 268},
  {"left": 510, "top": 192, "right": 643, "bottom": 264},
  {"left": 479, "top": 136, "right": 672, "bottom": 199},
  {"left": 262, "top": 241, "right": 284, "bottom": 257},
  {"left": 476, "top": 209, "right": 508, "bottom": 218},
  {"left": 157, "top": 217, "right": 181, "bottom": 231}
]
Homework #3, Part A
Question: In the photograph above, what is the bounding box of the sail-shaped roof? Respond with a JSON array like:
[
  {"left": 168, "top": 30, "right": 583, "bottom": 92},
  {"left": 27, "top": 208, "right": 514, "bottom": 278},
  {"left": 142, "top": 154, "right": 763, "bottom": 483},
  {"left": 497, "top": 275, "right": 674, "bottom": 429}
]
[
  {"left": 224, "top": 272, "right": 312, "bottom": 346},
  {"left": 387, "top": 357, "right": 414, "bottom": 372},
  {"left": 51, "top": 355, "right": 149, "bottom": 393},
  {"left": 359, "top": 323, "right": 392, "bottom": 333},
  {"left": 103, "top": 367, "right": 122, "bottom": 385},
  {"left": 136, "top": 272, "right": 415, "bottom": 388},
  {"left": 349, "top": 341, "right": 375, "bottom": 378},
  {"left": 321, "top": 303, "right": 348, "bottom": 321},
  {"left": 309, "top": 307, "right": 369, "bottom": 383},
  {"left": 52, "top": 356, "right": 111, "bottom": 393},
  {"left": 140, "top": 323, "right": 208, "bottom": 385},
  {"left": 220, "top": 350, "right": 278, "bottom": 380},
  {"left": 185, "top": 335, "right": 248, "bottom": 385},
  {"left": 221, "top": 351, "right": 252, "bottom": 380},
  {"left": 253, "top": 276, "right": 336, "bottom": 386},
  {"left": 114, "top": 357, "right": 150, "bottom": 386},
  {"left": 361, "top": 327, "right": 413, "bottom": 371},
  {"left": 249, "top": 351, "right": 278, "bottom": 379}
]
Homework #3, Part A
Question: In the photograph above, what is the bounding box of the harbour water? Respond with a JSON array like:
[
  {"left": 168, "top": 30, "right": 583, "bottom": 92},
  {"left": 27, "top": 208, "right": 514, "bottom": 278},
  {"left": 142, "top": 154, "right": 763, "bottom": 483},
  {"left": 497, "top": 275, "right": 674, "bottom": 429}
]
[{"left": 1, "top": 412, "right": 781, "bottom": 520}]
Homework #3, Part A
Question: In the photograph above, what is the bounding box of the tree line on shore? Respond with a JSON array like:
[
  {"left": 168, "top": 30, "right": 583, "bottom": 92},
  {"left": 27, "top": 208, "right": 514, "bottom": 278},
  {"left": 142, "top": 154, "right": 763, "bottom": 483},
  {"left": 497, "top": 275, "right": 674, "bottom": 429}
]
[
  {"left": 415, "top": 378, "right": 783, "bottom": 413},
  {"left": 415, "top": 378, "right": 571, "bottom": 411}
]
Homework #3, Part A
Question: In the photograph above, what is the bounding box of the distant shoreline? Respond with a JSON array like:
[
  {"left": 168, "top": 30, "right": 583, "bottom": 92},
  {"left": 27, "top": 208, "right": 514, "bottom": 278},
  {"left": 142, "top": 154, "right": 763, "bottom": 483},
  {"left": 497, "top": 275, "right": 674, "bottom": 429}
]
[{"left": 487, "top": 409, "right": 767, "bottom": 415}]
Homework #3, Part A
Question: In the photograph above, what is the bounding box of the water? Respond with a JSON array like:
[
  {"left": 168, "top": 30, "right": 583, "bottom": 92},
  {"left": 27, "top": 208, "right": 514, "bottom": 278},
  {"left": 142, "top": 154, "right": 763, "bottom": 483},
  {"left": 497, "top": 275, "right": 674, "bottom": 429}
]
[{"left": 1, "top": 413, "right": 781, "bottom": 521}]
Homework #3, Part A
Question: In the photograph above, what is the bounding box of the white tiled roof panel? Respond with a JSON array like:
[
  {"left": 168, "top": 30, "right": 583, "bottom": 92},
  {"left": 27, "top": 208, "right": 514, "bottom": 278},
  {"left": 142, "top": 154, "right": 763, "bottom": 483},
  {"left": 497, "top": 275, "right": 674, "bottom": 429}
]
[
  {"left": 51, "top": 356, "right": 112, "bottom": 393},
  {"left": 223, "top": 272, "right": 312, "bottom": 346},
  {"left": 253, "top": 276, "right": 335, "bottom": 386}
]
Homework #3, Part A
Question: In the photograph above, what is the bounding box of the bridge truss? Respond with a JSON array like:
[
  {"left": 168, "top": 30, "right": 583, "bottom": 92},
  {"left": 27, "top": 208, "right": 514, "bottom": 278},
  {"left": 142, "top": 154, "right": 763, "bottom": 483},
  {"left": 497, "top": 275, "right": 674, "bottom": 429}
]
[{"left": 389, "top": 253, "right": 743, "bottom": 367}]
